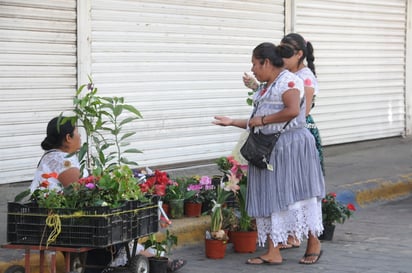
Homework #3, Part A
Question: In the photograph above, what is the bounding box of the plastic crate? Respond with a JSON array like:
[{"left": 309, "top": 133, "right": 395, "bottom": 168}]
[
  {"left": 126, "top": 199, "right": 159, "bottom": 239},
  {"left": 7, "top": 200, "right": 159, "bottom": 248}
]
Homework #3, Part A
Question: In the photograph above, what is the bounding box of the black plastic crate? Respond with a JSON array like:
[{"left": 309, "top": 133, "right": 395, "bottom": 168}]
[
  {"left": 7, "top": 200, "right": 158, "bottom": 248},
  {"left": 125, "top": 199, "right": 159, "bottom": 239}
]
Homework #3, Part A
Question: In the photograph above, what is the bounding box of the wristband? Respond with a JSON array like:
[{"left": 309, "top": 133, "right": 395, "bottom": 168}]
[{"left": 261, "top": 115, "right": 266, "bottom": 126}]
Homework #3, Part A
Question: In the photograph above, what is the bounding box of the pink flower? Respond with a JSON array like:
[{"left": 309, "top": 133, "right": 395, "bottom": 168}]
[
  {"left": 85, "top": 183, "right": 95, "bottom": 190},
  {"left": 224, "top": 173, "right": 240, "bottom": 193},
  {"left": 199, "top": 176, "right": 212, "bottom": 186},
  {"left": 204, "top": 184, "right": 215, "bottom": 190},
  {"left": 187, "top": 184, "right": 202, "bottom": 191}
]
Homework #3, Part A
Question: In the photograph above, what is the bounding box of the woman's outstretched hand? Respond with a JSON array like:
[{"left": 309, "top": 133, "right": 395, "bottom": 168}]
[{"left": 212, "top": 116, "right": 232, "bottom": 126}]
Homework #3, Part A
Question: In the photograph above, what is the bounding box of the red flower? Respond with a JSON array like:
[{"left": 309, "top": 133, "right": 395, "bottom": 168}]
[
  {"left": 304, "top": 78, "right": 312, "bottom": 86},
  {"left": 347, "top": 203, "right": 356, "bottom": 211},
  {"left": 288, "top": 81, "right": 295, "bottom": 88},
  {"left": 139, "top": 169, "right": 172, "bottom": 196},
  {"left": 329, "top": 192, "right": 337, "bottom": 198},
  {"left": 78, "top": 175, "right": 98, "bottom": 185}
]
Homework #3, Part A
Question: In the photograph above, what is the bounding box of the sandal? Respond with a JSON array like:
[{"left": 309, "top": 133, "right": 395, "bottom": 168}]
[
  {"left": 167, "top": 258, "right": 187, "bottom": 273},
  {"left": 299, "top": 250, "right": 323, "bottom": 265}
]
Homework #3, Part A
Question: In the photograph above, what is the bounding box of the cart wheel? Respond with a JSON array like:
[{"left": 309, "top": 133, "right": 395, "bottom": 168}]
[
  {"left": 128, "top": 255, "right": 149, "bottom": 273},
  {"left": 70, "top": 253, "right": 87, "bottom": 273},
  {"left": 4, "top": 265, "right": 25, "bottom": 273}
]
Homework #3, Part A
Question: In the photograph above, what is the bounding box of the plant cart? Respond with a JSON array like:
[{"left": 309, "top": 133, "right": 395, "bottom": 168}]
[{"left": 4, "top": 199, "right": 161, "bottom": 273}]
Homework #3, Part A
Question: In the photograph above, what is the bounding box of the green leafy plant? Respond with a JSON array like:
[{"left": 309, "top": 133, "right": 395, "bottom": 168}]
[
  {"left": 66, "top": 76, "right": 142, "bottom": 173},
  {"left": 322, "top": 192, "right": 356, "bottom": 226},
  {"left": 144, "top": 230, "right": 178, "bottom": 258},
  {"left": 165, "top": 178, "right": 195, "bottom": 201},
  {"left": 29, "top": 166, "right": 145, "bottom": 209}
]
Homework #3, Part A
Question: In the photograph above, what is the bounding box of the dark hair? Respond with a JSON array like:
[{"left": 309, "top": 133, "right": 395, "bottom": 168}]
[
  {"left": 253, "top": 42, "right": 284, "bottom": 68},
  {"left": 41, "top": 116, "right": 75, "bottom": 150},
  {"left": 281, "top": 33, "right": 316, "bottom": 76}
]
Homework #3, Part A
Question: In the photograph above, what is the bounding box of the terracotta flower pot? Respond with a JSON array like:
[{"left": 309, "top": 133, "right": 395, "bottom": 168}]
[
  {"left": 205, "top": 238, "right": 227, "bottom": 259},
  {"left": 230, "top": 230, "right": 258, "bottom": 253},
  {"left": 184, "top": 202, "right": 202, "bottom": 217}
]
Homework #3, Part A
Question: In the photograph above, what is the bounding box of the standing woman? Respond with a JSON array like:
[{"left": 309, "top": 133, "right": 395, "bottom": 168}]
[
  {"left": 280, "top": 33, "right": 324, "bottom": 174},
  {"left": 244, "top": 33, "right": 324, "bottom": 174},
  {"left": 214, "top": 42, "right": 325, "bottom": 264}
]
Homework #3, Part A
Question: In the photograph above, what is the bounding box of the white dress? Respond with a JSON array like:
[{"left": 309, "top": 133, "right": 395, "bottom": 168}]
[{"left": 30, "top": 149, "right": 88, "bottom": 193}]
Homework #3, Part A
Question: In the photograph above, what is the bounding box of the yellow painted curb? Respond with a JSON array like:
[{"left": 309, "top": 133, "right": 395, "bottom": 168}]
[{"left": 354, "top": 174, "right": 412, "bottom": 207}]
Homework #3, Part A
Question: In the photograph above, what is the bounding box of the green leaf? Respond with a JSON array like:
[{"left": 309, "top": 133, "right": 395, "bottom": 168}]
[
  {"left": 123, "top": 148, "right": 142, "bottom": 153},
  {"left": 14, "top": 189, "right": 31, "bottom": 202},
  {"left": 122, "top": 104, "right": 142, "bottom": 118},
  {"left": 120, "top": 132, "right": 136, "bottom": 141},
  {"left": 119, "top": 117, "right": 139, "bottom": 127}
]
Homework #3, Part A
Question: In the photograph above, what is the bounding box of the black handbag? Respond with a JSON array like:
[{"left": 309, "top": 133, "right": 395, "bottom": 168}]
[
  {"left": 240, "top": 98, "right": 302, "bottom": 170},
  {"left": 240, "top": 124, "right": 289, "bottom": 170}
]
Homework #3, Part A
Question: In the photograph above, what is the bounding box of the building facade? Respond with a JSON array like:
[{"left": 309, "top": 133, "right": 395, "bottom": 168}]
[{"left": 1, "top": 0, "right": 411, "bottom": 184}]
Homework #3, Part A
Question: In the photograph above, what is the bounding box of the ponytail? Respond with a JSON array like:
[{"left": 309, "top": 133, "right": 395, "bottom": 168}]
[{"left": 306, "top": 41, "right": 316, "bottom": 76}]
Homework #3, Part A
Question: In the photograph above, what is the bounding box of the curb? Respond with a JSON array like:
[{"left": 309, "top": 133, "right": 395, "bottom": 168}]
[{"left": 336, "top": 173, "right": 412, "bottom": 208}]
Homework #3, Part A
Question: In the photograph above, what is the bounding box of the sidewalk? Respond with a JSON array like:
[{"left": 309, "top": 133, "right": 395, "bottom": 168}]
[
  {"left": 170, "top": 195, "right": 412, "bottom": 273},
  {"left": 0, "top": 136, "right": 411, "bottom": 272}
]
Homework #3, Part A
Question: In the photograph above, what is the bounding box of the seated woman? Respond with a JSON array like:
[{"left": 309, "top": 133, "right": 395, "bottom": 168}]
[{"left": 30, "top": 116, "right": 87, "bottom": 192}]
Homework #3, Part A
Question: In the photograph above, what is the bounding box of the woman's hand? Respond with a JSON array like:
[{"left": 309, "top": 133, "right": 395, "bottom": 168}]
[
  {"left": 212, "top": 116, "right": 233, "bottom": 126},
  {"left": 243, "top": 73, "right": 259, "bottom": 90}
]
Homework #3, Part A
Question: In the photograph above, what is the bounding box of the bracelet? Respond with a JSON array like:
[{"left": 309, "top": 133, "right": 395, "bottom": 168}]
[{"left": 261, "top": 115, "right": 266, "bottom": 126}]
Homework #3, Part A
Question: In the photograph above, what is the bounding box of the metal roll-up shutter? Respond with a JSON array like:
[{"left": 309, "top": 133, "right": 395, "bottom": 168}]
[
  {"left": 0, "top": 1, "right": 77, "bottom": 184},
  {"left": 294, "top": 0, "right": 407, "bottom": 145},
  {"left": 89, "top": 0, "right": 285, "bottom": 167}
]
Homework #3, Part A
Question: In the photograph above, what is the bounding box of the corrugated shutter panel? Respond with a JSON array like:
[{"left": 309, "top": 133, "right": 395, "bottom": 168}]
[
  {"left": 294, "top": 0, "right": 406, "bottom": 145},
  {"left": 90, "top": 0, "right": 285, "bottom": 167},
  {"left": 0, "top": 0, "right": 77, "bottom": 184}
]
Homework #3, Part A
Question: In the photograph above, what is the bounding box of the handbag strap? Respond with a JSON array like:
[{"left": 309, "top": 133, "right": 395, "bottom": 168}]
[{"left": 252, "top": 97, "right": 305, "bottom": 130}]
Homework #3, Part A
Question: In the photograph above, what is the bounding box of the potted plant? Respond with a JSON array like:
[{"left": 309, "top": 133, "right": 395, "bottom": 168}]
[
  {"left": 320, "top": 192, "right": 356, "bottom": 240},
  {"left": 164, "top": 177, "right": 195, "bottom": 219},
  {"left": 199, "top": 179, "right": 217, "bottom": 214},
  {"left": 204, "top": 172, "right": 240, "bottom": 259},
  {"left": 144, "top": 230, "right": 178, "bottom": 273},
  {"left": 216, "top": 156, "right": 257, "bottom": 253},
  {"left": 183, "top": 175, "right": 214, "bottom": 217}
]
